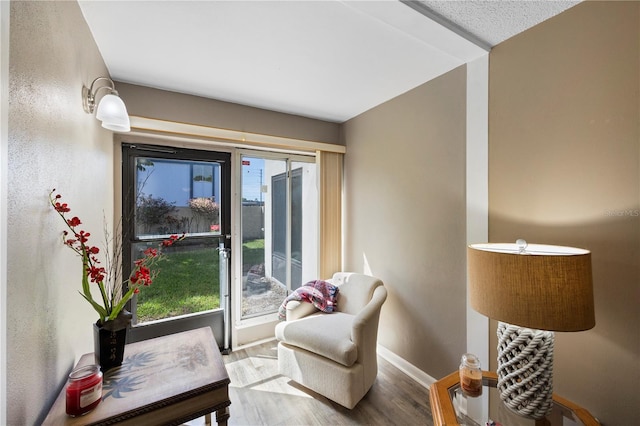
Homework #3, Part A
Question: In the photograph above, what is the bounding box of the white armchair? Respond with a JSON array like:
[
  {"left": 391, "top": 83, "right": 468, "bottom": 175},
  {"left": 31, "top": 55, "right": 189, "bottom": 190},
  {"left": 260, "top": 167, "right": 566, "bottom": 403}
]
[{"left": 275, "top": 272, "right": 387, "bottom": 409}]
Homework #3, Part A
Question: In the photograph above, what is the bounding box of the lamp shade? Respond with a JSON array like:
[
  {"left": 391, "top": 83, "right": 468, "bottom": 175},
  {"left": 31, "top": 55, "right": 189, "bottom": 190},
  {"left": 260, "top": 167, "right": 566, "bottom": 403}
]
[
  {"left": 468, "top": 242, "right": 595, "bottom": 331},
  {"left": 95, "top": 93, "right": 130, "bottom": 132}
]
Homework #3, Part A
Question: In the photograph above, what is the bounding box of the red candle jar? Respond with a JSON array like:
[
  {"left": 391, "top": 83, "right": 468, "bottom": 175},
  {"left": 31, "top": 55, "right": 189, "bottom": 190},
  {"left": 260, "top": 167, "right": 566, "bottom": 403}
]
[{"left": 65, "top": 364, "right": 103, "bottom": 417}]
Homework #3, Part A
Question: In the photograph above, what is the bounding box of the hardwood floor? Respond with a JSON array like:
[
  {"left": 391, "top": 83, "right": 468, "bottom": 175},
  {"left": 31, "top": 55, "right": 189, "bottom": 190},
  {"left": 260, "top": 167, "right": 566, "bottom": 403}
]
[{"left": 218, "top": 340, "right": 434, "bottom": 426}]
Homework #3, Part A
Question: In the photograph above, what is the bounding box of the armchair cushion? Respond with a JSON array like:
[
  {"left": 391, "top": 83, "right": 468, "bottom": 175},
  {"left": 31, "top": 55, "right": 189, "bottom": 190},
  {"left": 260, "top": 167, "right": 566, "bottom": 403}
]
[{"left": 275, "top": 312, "right": 357, "bottom": 367}]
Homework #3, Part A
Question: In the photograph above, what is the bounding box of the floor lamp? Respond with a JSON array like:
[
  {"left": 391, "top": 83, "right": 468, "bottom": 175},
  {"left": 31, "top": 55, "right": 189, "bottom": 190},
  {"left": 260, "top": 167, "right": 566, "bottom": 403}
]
[{"left": 467, "top": 240, "right": 595, "bottom": 420}]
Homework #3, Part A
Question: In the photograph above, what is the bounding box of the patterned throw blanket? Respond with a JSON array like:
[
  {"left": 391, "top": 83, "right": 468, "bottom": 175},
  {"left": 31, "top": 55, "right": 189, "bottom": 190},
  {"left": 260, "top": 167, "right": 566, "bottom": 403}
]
[{"left": 278, "top": 279, "right": 339, "bottom": 321}]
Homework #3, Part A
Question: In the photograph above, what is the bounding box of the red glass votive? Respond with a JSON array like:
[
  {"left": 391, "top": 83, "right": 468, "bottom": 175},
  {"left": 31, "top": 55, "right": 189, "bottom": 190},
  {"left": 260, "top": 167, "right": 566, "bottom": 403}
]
[{"left": 65, "top": 364, "right": 103, "bottom": 417}]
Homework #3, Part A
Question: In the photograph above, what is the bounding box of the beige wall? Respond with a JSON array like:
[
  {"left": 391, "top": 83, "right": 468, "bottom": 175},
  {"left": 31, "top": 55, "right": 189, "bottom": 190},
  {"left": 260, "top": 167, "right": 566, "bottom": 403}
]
[
  {"left": 7, "top": 1, "right": 114, "bottom": 424},
  {"left": 115, "top": 82, "right": 342, "bottom": 145},
  {"left": 489, "top": 2, "right": 640, "bottom": 424},
  {"left": 342, "top": 66, "right": 468, "bottom": 379}
]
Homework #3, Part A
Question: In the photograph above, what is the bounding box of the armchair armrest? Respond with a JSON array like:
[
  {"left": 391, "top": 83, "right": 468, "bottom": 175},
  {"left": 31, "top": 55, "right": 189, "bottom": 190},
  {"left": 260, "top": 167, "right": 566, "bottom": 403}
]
[
  {"left": 351, "top": 285, "right": 387, "bottom": 350},
  {"left": 285, "top": 300, "right": 320, "bottom": 321}
]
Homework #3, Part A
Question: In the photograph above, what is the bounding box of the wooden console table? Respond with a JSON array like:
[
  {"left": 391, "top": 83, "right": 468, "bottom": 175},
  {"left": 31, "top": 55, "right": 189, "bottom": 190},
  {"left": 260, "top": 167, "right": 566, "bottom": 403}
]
[{"left": 43, "top": 327, "right": 230, "bottom": 425}]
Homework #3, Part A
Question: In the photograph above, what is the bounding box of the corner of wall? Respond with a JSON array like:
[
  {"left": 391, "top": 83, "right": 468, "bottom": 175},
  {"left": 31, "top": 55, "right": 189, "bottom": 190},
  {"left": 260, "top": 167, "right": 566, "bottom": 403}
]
[
  {"left": 465, "top": 54, "right": 489, "bottom": 367},
  {"left": 466, "top": 53, "right": 490, "bottom": 421},
  {"left": 0, "top": 1, "right": 9, "bottom": 423}
]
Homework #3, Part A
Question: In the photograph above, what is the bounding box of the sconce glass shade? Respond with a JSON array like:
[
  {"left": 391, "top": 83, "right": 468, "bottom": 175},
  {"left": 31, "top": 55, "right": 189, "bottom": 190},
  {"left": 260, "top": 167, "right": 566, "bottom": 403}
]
[
  {"left": 95, "top": 93, "right": 130, "bottom": 132},
  {"left": 468, "top": 242, "right": 595, "bottom": 332},
  {"left": 82, "top": 77, "right": 130, "bottom": 132}
]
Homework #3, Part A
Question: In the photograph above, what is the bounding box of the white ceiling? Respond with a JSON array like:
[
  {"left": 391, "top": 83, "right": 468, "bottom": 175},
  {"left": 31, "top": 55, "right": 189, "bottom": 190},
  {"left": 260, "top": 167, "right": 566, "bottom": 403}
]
[{"left": 78, "top": 0, "right": 579, "bottom": 123}]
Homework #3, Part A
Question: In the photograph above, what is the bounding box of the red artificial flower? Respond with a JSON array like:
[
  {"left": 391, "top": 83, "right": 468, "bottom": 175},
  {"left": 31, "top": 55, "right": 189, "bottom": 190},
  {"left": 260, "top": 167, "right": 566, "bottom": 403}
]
[
  {"left": 139, "top": 267, "right": 152, "bottom": 284},
  {"left": 87, "top": 265, "right": 106, "bottom": 283},
  {"left": 143, "top": 248, "right": 158, "bottom": 257},
  {"left": 77, "top": 230, "right": 90, "bottom": 243},
  {"left": 67, "top": 217, "right": 81, "bottom": 227},
  {"left": 54, "top": 202, "right": 70, "bottom": 213},
  {"left": 161, "top": 234, "right": 181, "bottom": 247},
  {"left": 87, "top": 246, "right": 99, "bottom": 255},
  {"left": 131, "top": 266, "right": 152, "bottom": 286}
]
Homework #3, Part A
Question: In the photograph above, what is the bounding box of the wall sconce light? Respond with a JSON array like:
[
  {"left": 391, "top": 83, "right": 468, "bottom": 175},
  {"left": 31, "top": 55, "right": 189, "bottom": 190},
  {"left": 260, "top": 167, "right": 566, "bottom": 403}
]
[
  {"left": 468, "top": 239, "right": 595, "bottom": 420},
  {"left": 82, "top": 77, "right": 130, "bottom": 132}
]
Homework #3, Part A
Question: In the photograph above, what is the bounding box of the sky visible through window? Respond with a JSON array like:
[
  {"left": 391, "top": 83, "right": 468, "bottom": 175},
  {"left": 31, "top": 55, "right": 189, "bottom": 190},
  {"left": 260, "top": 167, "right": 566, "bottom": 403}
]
[
  {"left": 242, "top": 157, "right": 265, "bottom": 202},
  {"left": 137, "top": 159, "right": 218, "bottom": 206},
  {"left": 137, "top": 156, "right": 265, "bottom": 205}
]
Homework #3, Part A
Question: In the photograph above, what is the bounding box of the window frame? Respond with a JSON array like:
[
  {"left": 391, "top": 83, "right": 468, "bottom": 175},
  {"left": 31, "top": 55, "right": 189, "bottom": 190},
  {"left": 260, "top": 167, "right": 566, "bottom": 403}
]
[{"left": 121, "top": 142, "right": 232, "bottom": 345}]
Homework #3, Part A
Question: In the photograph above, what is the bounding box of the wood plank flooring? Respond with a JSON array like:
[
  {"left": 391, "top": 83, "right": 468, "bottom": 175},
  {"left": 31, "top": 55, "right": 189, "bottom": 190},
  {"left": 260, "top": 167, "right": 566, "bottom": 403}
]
[{"left": 218, "top": 340, "right": 434, "bottom": 426}]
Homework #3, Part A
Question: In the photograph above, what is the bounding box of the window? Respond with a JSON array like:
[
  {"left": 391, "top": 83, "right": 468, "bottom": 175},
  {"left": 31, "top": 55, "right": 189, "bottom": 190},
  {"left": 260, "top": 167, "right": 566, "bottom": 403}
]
[{"left": 240, "top": 153, "right": 318, "bottom": 319}]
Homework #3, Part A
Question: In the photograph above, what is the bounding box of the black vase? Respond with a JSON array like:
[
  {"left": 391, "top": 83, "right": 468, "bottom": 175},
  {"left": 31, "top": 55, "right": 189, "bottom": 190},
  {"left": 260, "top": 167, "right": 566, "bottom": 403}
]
[{"left": 93, "top": 310, "right": 132, "bottom": 372}]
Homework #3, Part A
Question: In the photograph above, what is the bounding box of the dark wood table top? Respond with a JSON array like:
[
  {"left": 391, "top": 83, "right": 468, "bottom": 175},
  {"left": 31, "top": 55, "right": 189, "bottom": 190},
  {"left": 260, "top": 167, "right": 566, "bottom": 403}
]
[{"left": 43, "top": 327, "right": 230, "bottom": 426}]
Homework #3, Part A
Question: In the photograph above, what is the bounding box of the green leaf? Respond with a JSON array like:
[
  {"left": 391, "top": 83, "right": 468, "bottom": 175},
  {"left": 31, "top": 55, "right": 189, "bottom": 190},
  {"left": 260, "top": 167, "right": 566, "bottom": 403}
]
[
  {"left": 82, "top": 253, "right": 91, "bottom": 298},
  {"left": 107, "top": 287, "right": 136, "bottom": 322},
  {"left": 78, "top": 291, "right": 108, "bottom": 320}
]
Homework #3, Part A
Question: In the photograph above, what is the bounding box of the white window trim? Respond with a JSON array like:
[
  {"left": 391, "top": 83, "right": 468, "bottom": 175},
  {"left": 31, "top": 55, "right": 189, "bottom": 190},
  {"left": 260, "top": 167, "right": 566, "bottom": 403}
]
[{"left": 128, "top": 116, "right": 346, "bottom": 154}]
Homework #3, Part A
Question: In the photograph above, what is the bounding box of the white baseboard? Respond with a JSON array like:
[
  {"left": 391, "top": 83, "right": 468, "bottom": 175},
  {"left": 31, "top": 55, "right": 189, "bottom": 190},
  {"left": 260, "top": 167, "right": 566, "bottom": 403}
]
[
  {"left": 232, "top": 336, "right": 277, "bottom": 352},
  {"left": 377, "top": 344, "right": 436, "bottom": 390}
]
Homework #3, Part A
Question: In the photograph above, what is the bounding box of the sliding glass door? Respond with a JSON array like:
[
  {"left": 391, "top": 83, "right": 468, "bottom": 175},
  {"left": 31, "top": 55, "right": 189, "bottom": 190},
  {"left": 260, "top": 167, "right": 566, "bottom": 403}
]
[{"left": 240, "top": 152, "right": 318, "bottom": 319}]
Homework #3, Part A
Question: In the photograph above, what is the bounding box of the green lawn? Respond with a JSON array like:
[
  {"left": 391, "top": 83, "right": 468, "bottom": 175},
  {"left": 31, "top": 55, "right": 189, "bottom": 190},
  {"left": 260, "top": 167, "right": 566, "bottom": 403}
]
[
  {"left": 135, "top": 239, "right": 265, "bottom": 322},
  {"left": 242, "top": 238, "right": 265, "bottom": 273},
  {"left": 136, "top": 246, "right": 220, "bottom": 322}
]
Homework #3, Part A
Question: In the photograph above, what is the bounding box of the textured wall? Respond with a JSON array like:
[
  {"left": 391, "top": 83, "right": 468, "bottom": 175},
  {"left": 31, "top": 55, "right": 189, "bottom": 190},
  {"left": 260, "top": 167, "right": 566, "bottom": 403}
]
[
  {"left": 489, "top": 2, "right": 639, "bottom": 424},
  {"left": 8, "top": 1, "right": 113, "bottom": 424},
  {"left": 343, "top": 66, "right": 467, "bottom": 379},
  {"left": 115, "top": 82, "right": 342, "bottom": 145}
]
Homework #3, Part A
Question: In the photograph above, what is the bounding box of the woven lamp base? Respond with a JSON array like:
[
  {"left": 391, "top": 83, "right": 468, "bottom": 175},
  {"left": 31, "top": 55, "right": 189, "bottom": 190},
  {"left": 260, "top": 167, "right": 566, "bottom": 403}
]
[{"left": 496, "top": 322, "right": 554, "bottom": 420}]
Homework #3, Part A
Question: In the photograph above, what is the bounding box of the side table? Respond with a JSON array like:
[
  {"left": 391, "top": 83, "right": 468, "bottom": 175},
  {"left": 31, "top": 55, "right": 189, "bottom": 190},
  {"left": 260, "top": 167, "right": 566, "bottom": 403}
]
[
  {"left": 429, "top": 370, "right": 600, "bottom": 426},
  {"left": 43, "top": 327, "right": 231, "bottom": 425}
]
